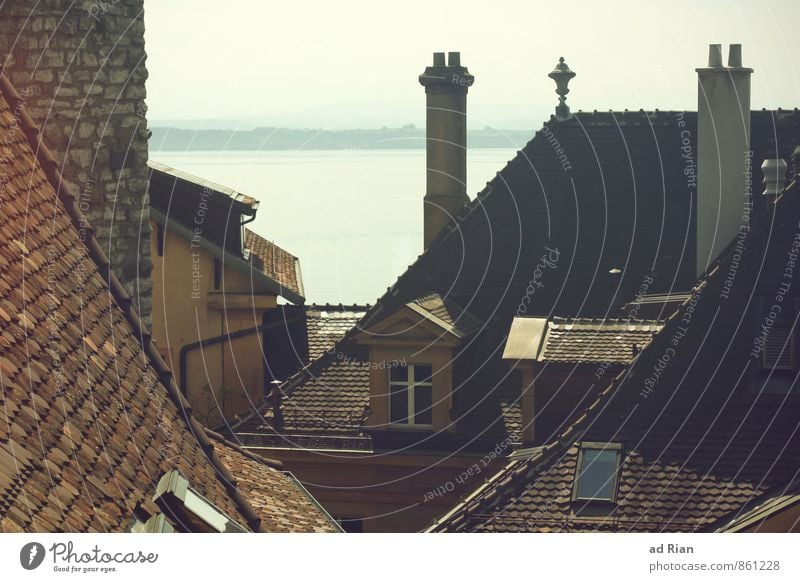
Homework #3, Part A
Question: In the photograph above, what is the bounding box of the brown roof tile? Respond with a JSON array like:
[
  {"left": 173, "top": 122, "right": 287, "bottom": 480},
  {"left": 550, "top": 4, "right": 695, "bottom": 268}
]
[
  {"left": 261, "top": 304, "right": 369, "bottom": 386},
  {"left": 207, "top": 431, "right": 340, "bottom": 532},
  {"left": 0, "top": 74, "right": 321, "bottom": 532},
  {"left": 541, "top": 318, "right": 663, "bottom": 364},
  {"left": 245, "top": 228, "right": 303, "bottom": 298}
]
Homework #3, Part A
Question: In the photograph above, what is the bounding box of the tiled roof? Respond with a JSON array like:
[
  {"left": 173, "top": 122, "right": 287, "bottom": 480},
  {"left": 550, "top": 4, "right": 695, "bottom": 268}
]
[
  {"left": 409, "top": 293, "right": 484, "bottom": 337},
  {"left": 232, "top": 109, "right": 800, "bottom": 455},
  {"left": 206, "top": 431, "right": 341, "bottom": 532},
  {"left": 304, "top": 305, "right": 369, "bottom": 361},
  {"left": 263, "top": 304, "right": 369, "bottom": 384},
  {"left": 0, "top": 74, "right": 335, "bottom": 533},
  {"left": 436, "top": 398, "right": 800, "bottom": 532},
  {"left": 148, "top": 161, "right": 304, "bottom": 304},
  {"left": 503, "top": 317, "right": 663, "bottom": 364},
  {"left": 542, "top": 318, "right": 663, "bottom": 363},
  {"left": 0, "top": 74, "right": 264, "bottom": 531},
  {"left": 246, "top": 341, "right": 372, "bottom": 438},
  {"left": 244, "top": 228, "right": 303, "bottom": 299},
  {"left": 149, "top": 160, "right": 258, "bottom": 209},
  {"left": 429, "top": 177, "right": 800, "bottom": 532},
  {"left": 711, "top": 478, "right": 800, "bottom": 532}
]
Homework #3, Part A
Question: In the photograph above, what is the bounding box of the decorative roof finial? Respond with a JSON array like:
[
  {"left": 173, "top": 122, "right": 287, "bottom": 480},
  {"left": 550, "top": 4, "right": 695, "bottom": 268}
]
[{"left": 548, "top": 57, "right": 576, "bottom": 120}]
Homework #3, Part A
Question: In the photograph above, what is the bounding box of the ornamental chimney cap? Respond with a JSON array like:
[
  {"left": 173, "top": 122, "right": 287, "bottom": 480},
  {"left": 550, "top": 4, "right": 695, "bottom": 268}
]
[{"left": 548, "top": 57, "right": 576, "bottom": 120}]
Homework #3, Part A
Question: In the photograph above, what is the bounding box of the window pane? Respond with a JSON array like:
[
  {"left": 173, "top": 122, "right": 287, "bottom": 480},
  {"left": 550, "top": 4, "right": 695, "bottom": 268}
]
[
  {"left": 576, "top": 448, "right": 618, "bottom": 500},
  {"left": 414, "top": 385, "right": 433, "bottom": 425},
  {"left": 390, "top": 384, "right": 408, "bottom": 424},
  {"left": 414, "top": 364, "right": 433, "bottom": 384},
  {"left": 390, "top": 365, "right": 408, "bottom": 383}
]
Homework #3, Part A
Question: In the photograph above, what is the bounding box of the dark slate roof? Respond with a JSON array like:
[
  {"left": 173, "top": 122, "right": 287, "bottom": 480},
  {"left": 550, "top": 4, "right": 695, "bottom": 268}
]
[
  {"left": 429, "top": 177, "right": 800, "bottom": 532},
  {"left": 541, "top": 318, "right": 663, "bottom": 364},
  {"left": 0, "top": 75, "right": 265, "bottom": 532},
  {"left": 231, "top": 109, "right": 800, "bottom": 454}
]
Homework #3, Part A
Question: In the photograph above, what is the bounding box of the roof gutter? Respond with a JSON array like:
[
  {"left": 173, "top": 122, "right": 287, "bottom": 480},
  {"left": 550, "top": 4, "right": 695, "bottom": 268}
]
[
  {"left": 179, "top": 324, "right": 265, "bottom": 396},
  {"left": 151, "top": 208, "right": 305, "bottom": 305}
]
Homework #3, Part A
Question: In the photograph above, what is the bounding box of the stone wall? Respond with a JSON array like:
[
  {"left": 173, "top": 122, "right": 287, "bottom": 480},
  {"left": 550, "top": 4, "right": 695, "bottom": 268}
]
[{"left": 0, "top": 0, "right": 152, "bottom": 325}]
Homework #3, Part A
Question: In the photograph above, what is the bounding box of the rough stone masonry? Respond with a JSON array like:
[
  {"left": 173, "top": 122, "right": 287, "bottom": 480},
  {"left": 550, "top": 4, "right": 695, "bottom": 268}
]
[{"left": 0, "top": 0, "right": 152, "bottom": 325}]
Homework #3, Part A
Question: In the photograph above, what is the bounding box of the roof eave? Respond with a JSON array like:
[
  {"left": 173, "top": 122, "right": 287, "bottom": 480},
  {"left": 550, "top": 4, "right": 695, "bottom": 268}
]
[{"left": 151, "top": 208, "right": 305, "bottom": 305}]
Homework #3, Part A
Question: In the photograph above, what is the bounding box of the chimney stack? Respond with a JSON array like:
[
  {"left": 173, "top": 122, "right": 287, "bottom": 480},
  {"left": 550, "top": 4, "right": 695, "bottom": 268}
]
[
  {"left": 419, "top": 52, "right": 474, "bottom": 249},
  {"left": 696, "top": 44, "right": 753, "bottom": 276}
]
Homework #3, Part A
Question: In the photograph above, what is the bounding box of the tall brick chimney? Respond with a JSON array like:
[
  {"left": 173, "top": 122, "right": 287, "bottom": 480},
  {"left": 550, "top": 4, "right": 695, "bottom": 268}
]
[
  {"left": 0, "top": 1, "right": 152, "bottom": 325},
  {"left": 696, "top": 44, "right": 752, "bottom": 277},
  {"left": 419, "top": 52, "right": 473, "bottom": 249}
]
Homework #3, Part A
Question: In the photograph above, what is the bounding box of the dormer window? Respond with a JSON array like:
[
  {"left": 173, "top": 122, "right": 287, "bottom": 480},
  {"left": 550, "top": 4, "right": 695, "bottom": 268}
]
[
  {"left": 355, "top": 293, "right": 481, "bottom": 434},
  {"left": 573, "top": 442, "right": 622, "bottom": 503},
  {"left": 390, "top": 364, "right": 433, "bottom": 426}
]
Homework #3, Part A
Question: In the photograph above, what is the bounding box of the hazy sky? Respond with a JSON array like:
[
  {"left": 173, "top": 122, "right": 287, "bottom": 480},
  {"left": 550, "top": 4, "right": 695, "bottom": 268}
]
[{"left": 144, "top": 0, "right": 800, "bottom": 129}]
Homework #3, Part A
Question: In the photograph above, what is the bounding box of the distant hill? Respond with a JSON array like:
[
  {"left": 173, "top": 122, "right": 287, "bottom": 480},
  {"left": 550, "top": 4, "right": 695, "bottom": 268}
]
[{"left": 149, "top": 125, "right": 534, "bottom": 151}]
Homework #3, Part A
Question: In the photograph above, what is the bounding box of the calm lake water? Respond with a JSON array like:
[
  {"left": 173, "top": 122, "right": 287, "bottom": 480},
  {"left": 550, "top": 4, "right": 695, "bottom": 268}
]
[{"left": 151, "top": 149, "right": 518, "bottom": 304}]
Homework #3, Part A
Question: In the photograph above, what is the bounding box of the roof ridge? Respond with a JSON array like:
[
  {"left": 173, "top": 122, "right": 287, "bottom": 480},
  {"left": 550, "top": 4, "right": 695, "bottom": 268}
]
[
  {"left": 0, "top": 72, "right": 266, "bottom": 533},
  {"left": 428, "top": 179, "right": 800, "bottom": 531},
  {"left": 148, "top": 159, "right": 257, "bottom": 208},
  {"left": 204, "top": 428, "right": 284, "bottom": 469},
  {"left": 308, "top": 303, "right": 372, "bottom": 310},
  {"left": 550, "top": 316, "right": 662, "bottom": 324},
  {"left": 343, "top": 105, "right": 800, "bottom": 350},
  {"left": 322, "top": 111, "right": 666, "bottom": 339}
]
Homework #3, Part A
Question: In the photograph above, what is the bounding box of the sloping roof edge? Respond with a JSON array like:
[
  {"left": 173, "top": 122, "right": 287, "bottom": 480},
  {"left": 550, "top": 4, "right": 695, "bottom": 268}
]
[
  {"left": 148, "top": 160, "right": 258, "bottom": 211},
  {"left": 151, "top": 208, "right": 305, "bottom": 305},
  {"left": 709, "top": 478, "right": 800, "bottom": 532},
  {"left": 426, "top": 177, "right": 800, "bottom": 532},
  {"left": 0, "top": 72, "right": 267, "bottom": 532},
  {"left": 405, "top": 301, "right": 466, "bottom": 339}
]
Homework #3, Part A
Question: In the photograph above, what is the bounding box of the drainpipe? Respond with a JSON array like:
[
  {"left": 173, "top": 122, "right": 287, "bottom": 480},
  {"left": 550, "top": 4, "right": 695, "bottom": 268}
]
[
  {"left": 179, "top": 324, "right": 264, "bottom": 397},
  {"left": 271, "top": 380, "right": 283, "bottom": 429}
]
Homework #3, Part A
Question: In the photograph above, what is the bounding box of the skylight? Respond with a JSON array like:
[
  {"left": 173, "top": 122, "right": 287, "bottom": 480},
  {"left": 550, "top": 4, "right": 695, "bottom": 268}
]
[{"left": 573, "top": 443, "right": 622, "bottom": 502}]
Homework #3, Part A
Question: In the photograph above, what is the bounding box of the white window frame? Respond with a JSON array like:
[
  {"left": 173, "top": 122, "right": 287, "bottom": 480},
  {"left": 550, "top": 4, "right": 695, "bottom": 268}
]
[
  {"left": 389, "top": 363, "right": 433, "bottom": 427},
  {"left": 154, "top": 470, "right": 247, "bottom": 533}
]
